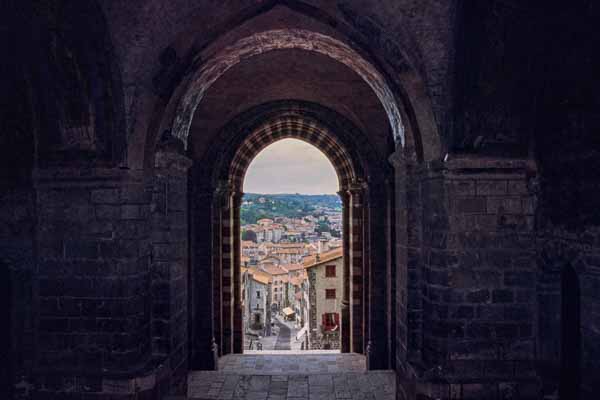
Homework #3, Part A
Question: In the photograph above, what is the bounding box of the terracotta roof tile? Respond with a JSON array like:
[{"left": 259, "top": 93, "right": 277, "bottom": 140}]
[{"left": 303, "top": 247, "right": 343, "bottom": 268}]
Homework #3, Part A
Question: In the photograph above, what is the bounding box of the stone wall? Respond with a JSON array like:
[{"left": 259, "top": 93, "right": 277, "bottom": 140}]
[
  {"left": 150, "top": 150, "right": 192, "bottom": 392},
  {"left": 33, "top": 168, "right": 153, "bottom": 396},
  {"left": 421, "top": 157, "right": 538, "bottom": 364},
  {"left": 397, "top": 156, "right": 541, "bottom": 398},
  {"left": 532, "top": 8, "right": 600, "bottom": 396},
  {"left": 0, "top": 186, "right": 35, "bottom": 397}
]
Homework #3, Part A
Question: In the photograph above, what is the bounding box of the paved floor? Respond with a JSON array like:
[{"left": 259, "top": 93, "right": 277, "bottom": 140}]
[
  {"left": 187, "top": 371, "right": 395, "bottom": 400},
  {"left": 219, "top": 353, "right": 363, "bottom": 374},
  {"left": 188, "top": 353, "right": 395, "bottom": 400}
]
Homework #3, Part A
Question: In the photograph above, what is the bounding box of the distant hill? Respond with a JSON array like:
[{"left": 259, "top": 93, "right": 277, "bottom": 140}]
[{"left": 241, "top": 193, "right": 341, "bottom": 225}]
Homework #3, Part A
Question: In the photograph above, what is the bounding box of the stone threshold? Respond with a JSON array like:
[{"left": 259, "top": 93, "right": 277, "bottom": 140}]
[{"left": 242, "top": 350, "right": 341, "bottom": 355}]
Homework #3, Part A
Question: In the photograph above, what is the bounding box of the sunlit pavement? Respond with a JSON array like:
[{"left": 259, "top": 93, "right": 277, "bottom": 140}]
[{"left": 188, "top": 353, "right": 395, "bottom": 399}]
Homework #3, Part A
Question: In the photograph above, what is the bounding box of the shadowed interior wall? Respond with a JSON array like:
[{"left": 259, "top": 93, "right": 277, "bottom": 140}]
[{"left": 0, "top": 1, "right": 598, "bottom": 399}]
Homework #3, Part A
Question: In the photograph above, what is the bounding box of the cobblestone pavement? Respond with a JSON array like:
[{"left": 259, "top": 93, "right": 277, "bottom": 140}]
[{"left": 188, "top": 366, "right": 395, "bottom": 400}]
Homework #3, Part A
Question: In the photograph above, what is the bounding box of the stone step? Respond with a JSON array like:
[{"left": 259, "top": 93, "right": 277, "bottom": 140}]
[{"left": 187, "top": 370, "right": 396, "bottom": 400}]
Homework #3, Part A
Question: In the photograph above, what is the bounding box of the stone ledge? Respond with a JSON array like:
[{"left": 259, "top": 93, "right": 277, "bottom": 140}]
[
  {"left": 441, "top": 155, "right": 537, "bottom": 173},
  {"left": 32, "top": 167, "right": 144, "bottom": 187},
  {"left": 415, "top": 155, "right": 538, "bottom": 178}
]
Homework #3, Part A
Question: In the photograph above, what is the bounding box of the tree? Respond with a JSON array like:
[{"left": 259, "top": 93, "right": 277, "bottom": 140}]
[
  {"left": 242, "top": 229, "right": 257, "bottom": 242},
  {"left": 315, "top": 221, "right": 331, "bottom": 234}
]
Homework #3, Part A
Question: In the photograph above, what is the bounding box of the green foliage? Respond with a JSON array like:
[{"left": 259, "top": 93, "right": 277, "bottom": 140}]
[
  {"left": 242, "top": 229, "right": 257, "bottom": 242},
  {"left": 315, "top": 220, "right": 331, "bottom": 234},
  {"left": 241, "top": 193, "right": 341, "bottom": 225}
]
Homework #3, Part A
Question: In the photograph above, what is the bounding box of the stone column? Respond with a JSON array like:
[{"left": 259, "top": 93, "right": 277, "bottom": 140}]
[
  {"left": 210, "top": 186, "right": 223, "bottom": 356},
  {"left": 338, "top": 187, "right": 351, "bottom": 353},
  {"left": 33, "top": 166, "right": 154, "bottom": 396},
  {"left": 348, "top": 180, "right": 367, "bottom": 354},
  {"left": 151, "top": 149, "right": 193, "bottom": 389},
  {"left": 216, "top": 182, "right": 235, "bottom": 355},
  {"left": 421, "top": 155, "right": 538, "bottom": 367},
  {"left": 231, "top": 190, "right": 244, "bottom": 353},
  {"left": 366, "top": 176, "right": 394, "bottom": 369},
  {"left": 189, "top": 185, "right": 215, "bottom": 370},
  {"left": 389, "top": 150, "right": 410, "bottom": 371}
]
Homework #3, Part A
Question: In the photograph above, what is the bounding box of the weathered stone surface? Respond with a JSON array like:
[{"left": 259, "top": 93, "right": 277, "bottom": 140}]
[{"left": 1, "top": 1, "right": 597, "bottom": 398}]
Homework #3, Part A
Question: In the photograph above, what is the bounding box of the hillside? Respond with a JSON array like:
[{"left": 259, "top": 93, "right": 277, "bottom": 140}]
[{"left": 241, "top": 193, "right": 341, "bottom": 225}]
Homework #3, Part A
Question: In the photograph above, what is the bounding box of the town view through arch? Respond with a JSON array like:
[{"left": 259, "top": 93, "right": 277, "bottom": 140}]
[{"left": 241, "top": 139, "right": 344, "bottom": 352}]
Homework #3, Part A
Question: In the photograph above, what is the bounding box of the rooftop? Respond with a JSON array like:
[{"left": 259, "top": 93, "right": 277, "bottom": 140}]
[{"left": 303, "top": 247, "right": 343, "bottom": 269}]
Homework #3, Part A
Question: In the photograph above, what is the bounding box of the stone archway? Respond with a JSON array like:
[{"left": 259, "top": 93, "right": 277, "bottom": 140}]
[
  {"left": 188, "top": 102, "right": 395, "bottom": 369},
  {"left": 213, "top": 116, "right": 367, "bottom": 357},
  {"left": 167, "top": 29, "right": 406, "bottom": 148}
]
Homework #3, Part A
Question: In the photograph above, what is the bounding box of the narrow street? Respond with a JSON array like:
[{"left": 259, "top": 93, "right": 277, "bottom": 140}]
[
  {"left": 273, "top": 318, "right": 291, "bottom": 350},
  {"left": 245, "top": 315, "right": 302, "bottom": 351}
]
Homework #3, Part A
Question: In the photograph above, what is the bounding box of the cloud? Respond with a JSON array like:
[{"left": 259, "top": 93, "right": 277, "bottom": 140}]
[{"left": 243, "top": 139, "right": 339, "bottom": 194}]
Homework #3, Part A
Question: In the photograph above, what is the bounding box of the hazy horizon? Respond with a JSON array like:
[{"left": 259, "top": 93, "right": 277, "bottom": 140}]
[{"left": 243, "top": 139, "right": 339, "bottom": 195}]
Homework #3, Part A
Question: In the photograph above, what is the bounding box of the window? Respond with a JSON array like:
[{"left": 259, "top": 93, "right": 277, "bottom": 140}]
[
  {"left": 256, "top": 291, "right": 260, "bottom": 298},
  {"left": 325, "top": 289, "right": 336, "bottom": 299},
  {"left": 326, "top": 264, "right": 336, "bottom": 277},
  {"left": 321, "top": 312, "right": 339, "bottom": 331}
]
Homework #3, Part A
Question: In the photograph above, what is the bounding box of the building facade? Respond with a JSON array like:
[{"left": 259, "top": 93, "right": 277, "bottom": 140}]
[
  {"left": 242, "top": 268, "right": 272, "bottom": 335},
  {"left": 304, "top": 248, "right": 343, "bottom": 349}
]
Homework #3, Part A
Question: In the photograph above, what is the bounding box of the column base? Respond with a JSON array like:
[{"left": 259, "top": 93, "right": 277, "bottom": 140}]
[{"left": 32, "top": 357, "right": 187, "bottom": 400}]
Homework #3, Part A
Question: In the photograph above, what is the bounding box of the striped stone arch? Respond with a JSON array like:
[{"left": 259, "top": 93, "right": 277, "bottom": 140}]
[
  {"left": 229, "top": 117, "right": 357, "bottom": 191},
  {"left": 210, "top": 113, "right": 368, "bottom": 356}
]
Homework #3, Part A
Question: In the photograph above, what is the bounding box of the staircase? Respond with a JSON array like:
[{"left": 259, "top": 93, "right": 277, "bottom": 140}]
[{"left": 185, "top": 353, "right": 396, "bottom": 399}]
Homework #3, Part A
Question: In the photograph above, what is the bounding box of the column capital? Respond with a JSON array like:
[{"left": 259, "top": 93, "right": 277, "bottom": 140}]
[
  {"left": 213, "top": 181, "right": 245, "bottom": 209},
  {"left": 347, "top": 178, "right": 368, "bottom": 193},
  {"left": 388, "top": 150, "right": 407, "bottom": 169},
  {"left": 336, "top": 188, "right": 350, "bottom": 201},
  {"left": 213, "top": 181, "right": 234, "bottom": 209},
  {"left": 154, "top": 149, "right": 193, "bottom": 172}
]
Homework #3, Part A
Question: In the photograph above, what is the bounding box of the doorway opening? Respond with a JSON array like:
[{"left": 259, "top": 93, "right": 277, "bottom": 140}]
[
  {"left": 190, "top": 112, "right": 377, "bottom": 367},
  {"left": 240, "top": 139, "right": 343, "bottom": 352}
]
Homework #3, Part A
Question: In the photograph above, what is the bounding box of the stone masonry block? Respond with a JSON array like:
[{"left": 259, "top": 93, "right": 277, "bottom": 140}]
[
  {"left": 487, "top": 197, "right": 522, "bottom": 214},
  {"left": 453, "top": 197, "right": 486, "bottom": 214},
  {"left": 121, "top": 205, "right": 142, "bottom": 220},
  {"left": 477, "top": 180, "right": 507, "bottom": 196},
  {"left": 466, "top": 289, "right": 490, "bottom": 303},
  {"left": 65, "top": 240, "right": 98, "bottom": 259},
  {"left": 450, "top": 305, "right": 474, "bottom": 319},
  {"left": 99, "top": 240, "right": 139, "bottom": 259},
  {"left": 507, "top": 180, "right": 528, "bottom": 195},
  {"left": 504, "top": 271, "right": 535, "bottom": 288},
  {"left": 121, "top": 185, "right": 150, "bottom": 204},
  {"left": 447, "top": 180, "right": 475, "bottom": 196},
  {"left": 492, "top": 289, "right": 514, "bottom": 303},
  {"left": 503, "top": 305, "right": 531, "bottom": 321},
  {"left": 91, "top": 189, "right": 120, "bottom": 204},
  {"left": 522, "top": 196, "right": 536, "bottom": 214},
  {"left": 95, "top": 205, "right": 120, "bottom": 220}
]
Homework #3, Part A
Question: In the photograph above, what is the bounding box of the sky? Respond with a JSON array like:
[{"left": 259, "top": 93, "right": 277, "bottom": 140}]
[{"left": 243, "top": 139, "right": 339, "bottom": 194}]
